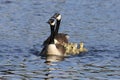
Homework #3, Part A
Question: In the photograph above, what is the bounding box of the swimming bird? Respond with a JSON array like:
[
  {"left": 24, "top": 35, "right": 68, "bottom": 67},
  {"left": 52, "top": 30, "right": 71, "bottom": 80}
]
[
  {"left": 40, "top": 18, "right": 66, "bottom": 61},
  {"left": 42, "top": 13, "right": 69, "bottom": 46},
  {"left": 79, "top": 42, "right": 88, "bottom": 52},
  {"left": 62, "top": 42, "right": 88, "bottom": 55}
]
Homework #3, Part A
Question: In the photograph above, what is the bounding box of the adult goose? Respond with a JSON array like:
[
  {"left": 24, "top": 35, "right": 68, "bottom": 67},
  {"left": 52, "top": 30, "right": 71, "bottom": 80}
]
[{"left": 40, "top": 18, "right": 66, "bottom": 58}]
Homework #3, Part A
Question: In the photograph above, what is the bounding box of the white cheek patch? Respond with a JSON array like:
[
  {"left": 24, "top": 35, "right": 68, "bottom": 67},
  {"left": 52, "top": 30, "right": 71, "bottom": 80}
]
[
  {"left": 57, "top": 15, "right": 61, "bottom": 20},
  {"left": 51, "top": 21, "right": 56, "bottom": 26}
]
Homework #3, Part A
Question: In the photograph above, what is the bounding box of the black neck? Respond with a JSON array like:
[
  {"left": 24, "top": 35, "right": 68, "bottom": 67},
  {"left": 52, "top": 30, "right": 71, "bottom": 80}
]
[
  {"left": 49, "top": 25, "right": 55, "bottom": 44},
  {"left": 55, "top": 20, "right": 61, "bottom": 35}
]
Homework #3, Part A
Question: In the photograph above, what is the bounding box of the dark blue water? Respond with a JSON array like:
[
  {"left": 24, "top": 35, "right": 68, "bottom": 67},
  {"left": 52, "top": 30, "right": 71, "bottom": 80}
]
[{"left": 0, "top": 0, "right": 120, "bottom": 80}]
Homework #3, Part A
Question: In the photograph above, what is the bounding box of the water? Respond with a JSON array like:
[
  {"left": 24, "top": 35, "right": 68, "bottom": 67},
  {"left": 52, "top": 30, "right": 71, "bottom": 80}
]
[{"left": 0, "top": 0, "right": 120, "bottom": 80}]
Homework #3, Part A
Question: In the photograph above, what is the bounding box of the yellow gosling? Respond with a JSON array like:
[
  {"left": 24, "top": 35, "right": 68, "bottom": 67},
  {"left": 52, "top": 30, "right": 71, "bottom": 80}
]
[
  {"left": 74, "top": 49, "right": 80, "bottom": 55},
  {"left": 64, "top": 43, "right": 78, "bottom": 55},
  {"left": 61, "top": 42, "right": 88, "bottom": 56},
  {"left": 71, "top": 43, "right": 77, "bottom": 54},
  {"left": 79, "top": 42, "right": 88, "bottom": 52}
]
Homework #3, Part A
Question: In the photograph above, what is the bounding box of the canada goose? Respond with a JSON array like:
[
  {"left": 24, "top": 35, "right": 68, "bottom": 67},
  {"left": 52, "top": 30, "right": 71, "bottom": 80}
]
[
  {"left": 40, "top": 18, "right": 66, "bottom": 60},
  {"left": 42, "top": 13, "right": 69, "bottom": 46}
]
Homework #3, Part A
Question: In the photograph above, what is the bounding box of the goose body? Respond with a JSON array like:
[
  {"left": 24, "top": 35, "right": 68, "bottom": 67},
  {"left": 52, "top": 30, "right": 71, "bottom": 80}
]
[{"left": 40, "top": 18, "right": 66, "bottom": 62}]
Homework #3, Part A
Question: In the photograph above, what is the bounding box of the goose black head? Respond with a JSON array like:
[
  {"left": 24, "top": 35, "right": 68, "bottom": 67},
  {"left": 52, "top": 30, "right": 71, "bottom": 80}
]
[
  {"left": 47, "top": 18, "right": 56, "bottom": 26},
  {"left": 52, "top": 13, "right": 61, "bottom": 21}
]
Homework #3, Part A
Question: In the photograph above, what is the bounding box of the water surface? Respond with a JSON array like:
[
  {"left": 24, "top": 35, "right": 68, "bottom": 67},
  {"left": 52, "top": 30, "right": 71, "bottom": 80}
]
[{"left": 0, "top": 0, "right": 120, "bottom": 80}]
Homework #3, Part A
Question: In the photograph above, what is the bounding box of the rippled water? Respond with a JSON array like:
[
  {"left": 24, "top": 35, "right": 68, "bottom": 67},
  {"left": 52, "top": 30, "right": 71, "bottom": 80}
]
[{"left": 0, "top": 0, "right": 120, "bottom": 80}]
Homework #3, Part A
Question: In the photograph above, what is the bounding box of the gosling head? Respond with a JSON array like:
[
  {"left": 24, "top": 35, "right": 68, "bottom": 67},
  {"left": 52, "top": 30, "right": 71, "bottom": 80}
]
[{"left": 80, "top": 42, "right": 84, "bottom": 49}]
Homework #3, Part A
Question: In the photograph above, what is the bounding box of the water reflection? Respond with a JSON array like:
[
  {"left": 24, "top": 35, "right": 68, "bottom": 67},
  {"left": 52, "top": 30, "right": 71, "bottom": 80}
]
[
  {"left": 45, "top": 55, "right": 64, "bottom": 64},
  {"left": 44, "top": 67, "right": 58, "bottom": 80},
  {"left": 0, "top": 0, "right": 13, "bottom": 4},
  {"left": 43, "top": 63, "right": 78, "bottom": 80}
]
